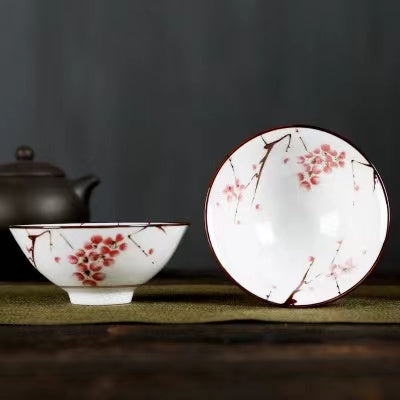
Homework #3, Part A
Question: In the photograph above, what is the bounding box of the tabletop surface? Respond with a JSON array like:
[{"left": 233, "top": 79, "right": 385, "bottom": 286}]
[{"left": 1, "top": 275, "right": 399, "bottom": 400}]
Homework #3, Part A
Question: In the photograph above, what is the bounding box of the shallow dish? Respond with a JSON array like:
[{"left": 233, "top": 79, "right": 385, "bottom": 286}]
[
  {"left": 205, "top": 125, "right": 389, "bottom": 307},
  {"left": 10, "top": 222, "right": 189, "bottom": 305}
]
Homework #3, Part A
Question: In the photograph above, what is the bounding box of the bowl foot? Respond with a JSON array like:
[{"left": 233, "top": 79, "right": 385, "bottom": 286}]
[{"left": 65, "top": 287, "right": 135, "bottom": 305}]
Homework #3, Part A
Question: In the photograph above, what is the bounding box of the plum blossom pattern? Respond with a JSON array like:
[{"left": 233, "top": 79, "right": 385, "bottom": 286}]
[
  {"left": 222, "top": 139, "right": 347, "bottom": 218},
  {"left": 223, "top": 178, "right": 245, "bottom": 203},
  {"left": 222, "top": 139, "right": 347, "bottom": 220},
  {"left": 283, "top": 256, "right": 316, "bottom": 306},
  {"left": 350, "top": 159, "right": 379, "bottom": 199},
  {"left": 329, "top": 258, "right": 356, "bottom": 279},
  {"left": 68, "top": 234, "right": 128, "bottom": 286},
  {"left": 220, "top": 133, "right": 376, "bottom": 224},
  {"left": 213, "top": 129, "right": 382, "bottom": 306},
  {"left": 297, "top": 144, "right": 346, "bottom": 191},
  {"left": 222, "top": 158, "right": 267, "bottom": 222}
]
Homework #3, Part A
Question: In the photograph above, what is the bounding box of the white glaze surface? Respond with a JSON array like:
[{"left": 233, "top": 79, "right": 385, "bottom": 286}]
[
  {"left": 206, "top": 126, "right": 389, "bottom": 306},
  {"left": 67, "top": 288, "right": 135, "bottom": 305},
  {"left": 10, "top": 223, "right": 188, "bottom": 305}
]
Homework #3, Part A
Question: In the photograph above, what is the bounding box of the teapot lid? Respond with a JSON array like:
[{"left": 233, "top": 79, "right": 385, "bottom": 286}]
[{"left": 0, "top": 146, "right": 65, "bottom": 177}]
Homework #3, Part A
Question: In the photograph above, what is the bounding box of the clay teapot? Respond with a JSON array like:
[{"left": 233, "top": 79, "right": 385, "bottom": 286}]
[{"left": 0, "top": 145, "right": 100, "bottom": 280}]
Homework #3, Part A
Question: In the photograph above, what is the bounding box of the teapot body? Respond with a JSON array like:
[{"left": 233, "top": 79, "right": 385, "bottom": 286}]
[
  {"left": 0, "top": 176, "right": 97, "bottom": 281},
  {"left": 0, "top": 146, "right": 99, "bottom": 280},
  {"left": 0, "top": 177, "right": 90, "bottom": 229}
]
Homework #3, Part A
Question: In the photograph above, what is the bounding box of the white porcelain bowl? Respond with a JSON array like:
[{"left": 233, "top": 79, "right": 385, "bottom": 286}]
[
  {"left": 10, "top": 222, "right": 189, "bottom": 305},
  {"left": 205, "top": 125, "right": 389, "bottom": 307}
]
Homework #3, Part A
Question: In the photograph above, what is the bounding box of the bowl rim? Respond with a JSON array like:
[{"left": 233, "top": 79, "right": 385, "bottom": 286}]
[
  {"left": 204, "top": 124, "right": 391, "bottom": 308},
  {"left": 10, "top": 221, "right": 191, "bottom": 229}
]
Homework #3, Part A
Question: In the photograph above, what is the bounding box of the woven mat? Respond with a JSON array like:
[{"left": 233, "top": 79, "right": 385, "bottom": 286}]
[{"left": 0, "top": 283, "right": 399, "bottom": 325}]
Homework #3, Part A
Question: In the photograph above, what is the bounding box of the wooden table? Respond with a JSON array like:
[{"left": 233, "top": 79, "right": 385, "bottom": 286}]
[{"left": 0, "top": 276, "right": 399, "bottom": 400}]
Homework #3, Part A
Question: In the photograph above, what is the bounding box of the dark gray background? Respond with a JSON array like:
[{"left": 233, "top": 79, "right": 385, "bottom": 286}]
[{"left": 0, "top": 0, "right": 397, "bottom": 274}]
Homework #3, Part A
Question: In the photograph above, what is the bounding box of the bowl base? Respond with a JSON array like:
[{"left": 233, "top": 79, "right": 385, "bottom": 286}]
[{"left": 65, "top": 287, "right": 135, "bottom": 305}]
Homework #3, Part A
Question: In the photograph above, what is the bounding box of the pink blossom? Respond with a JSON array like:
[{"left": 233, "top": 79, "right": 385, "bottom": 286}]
[
  {"left": 294, "top": 143, "right": 346, "bottom": 191},
  {"left": 329, "top": 258, "right": 355, "bottom": 278},
  {"left": 68, "top": 233, "right": 129, "bottom": 286},
  {"left": 300, "top": 181, "right": 311, "bottom": 191},
  {"left": 312, "top": 166, "right": 321, "bottom": 174},
  {"left": 321, "top": 144, "right": 331, "bottom": 152},
  {"left": 297, "top": 156, "right": 305, "bottom": 164},
  {"left": 314, "top": 156, "right": 323, "bottom": 164},
  {"left": 223, "top": 178, "right": 246, "bottom": 203}
]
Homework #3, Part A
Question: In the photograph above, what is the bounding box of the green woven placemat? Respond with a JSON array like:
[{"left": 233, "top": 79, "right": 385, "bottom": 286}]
[{"left": 0, "top": 283, "right": 399, "bottom": 325}]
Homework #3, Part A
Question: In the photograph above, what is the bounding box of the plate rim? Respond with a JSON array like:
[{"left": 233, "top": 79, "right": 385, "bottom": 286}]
[{"left": 204, "top": 124, "right": 391, "bottom": 308}]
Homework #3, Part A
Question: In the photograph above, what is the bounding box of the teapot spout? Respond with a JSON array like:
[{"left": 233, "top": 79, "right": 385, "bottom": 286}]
[{"left": 71, "top": 175, "right": 100, "bottom": 205}]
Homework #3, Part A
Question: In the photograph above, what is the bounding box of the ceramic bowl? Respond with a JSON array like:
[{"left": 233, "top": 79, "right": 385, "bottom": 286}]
[
  {"left": 10, "top": 222, "right": 189, "bottom": 305},
  {"left": 205, "top": 125, "right": 389, "bottom": 307}
]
